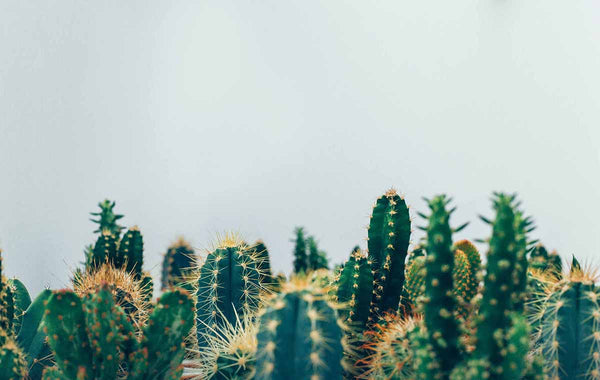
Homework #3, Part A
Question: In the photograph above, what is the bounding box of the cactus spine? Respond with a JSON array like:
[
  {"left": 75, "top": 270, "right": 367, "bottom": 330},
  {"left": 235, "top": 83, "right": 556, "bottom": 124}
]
[
  {"left": 368, "top": 189, "right": 411, "bottom": 319},
  {"left": 255, "top": 280, "right": 345, "bottom": 380},
  {"left": 195, "top": 238, "right": 263, "bottom": 347}
]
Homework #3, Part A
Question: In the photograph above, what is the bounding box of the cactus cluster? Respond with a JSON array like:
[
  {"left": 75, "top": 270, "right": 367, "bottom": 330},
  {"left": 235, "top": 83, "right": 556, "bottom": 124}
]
[{"left": 5, "top": 190, "right": 600, "bottom": 379}]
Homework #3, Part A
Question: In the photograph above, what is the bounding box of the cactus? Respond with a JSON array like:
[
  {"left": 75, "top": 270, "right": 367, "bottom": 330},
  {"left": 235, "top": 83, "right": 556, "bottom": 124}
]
[
  {"left": 307, "top": 236, "right": 329, "bottom": 271},
  {"left": 0, "top": 333, "right": 28, "bottom": 380},
  {"left": 292, "top": 227, "right": 308, "bottom": 274},
  {"left": 87, "top": 230, "right": 118, "bottom": 271},
  {"left": 251, "top": 240, "right": 274, "bottom": 288},
  {"left": 8, "top": 278, "right": 31, "bottom": 334},
  {"left": 191, "top": 312, "right": 259, "bottom": 380},
  {"left": 415, "top": 195, "right": 465, "bottom": 379},
  {"left": 161, "top": 237, "right": 196, "bottom": 291},
  {"left": 254, "top": 279, "right": 346, "bottom": 380},
  {"left": 43, "top": 286, "right": 193, "bottom": 380},
  {"left": 531, "top": 265, "right": 600, "bottom": 380},
  {"left": 334, "top": 248, "right": 374, "bottom": 328},
  {"left": 368, "top": 189, "right": 411, "bottom": 319},
  {"left": 73, "top": 263, "right": 151, "bottom": 331},
  {"left": 195, "top": 237, "right": 264, "bottom": 347},
  {"left": 116, "top": 226, "right": 144, "bottom": 277},
  {"left": 361, "top": 316, "right": 422, "bottom": 379},
  {"left": 453, "top": 240, "right": 481, "bottom": 302},
  {"left": 529, "top": 244, "right": 562, "bottom": 279},
  {"left": 90, "top": 199, "right": 125, "bottom": 237}
]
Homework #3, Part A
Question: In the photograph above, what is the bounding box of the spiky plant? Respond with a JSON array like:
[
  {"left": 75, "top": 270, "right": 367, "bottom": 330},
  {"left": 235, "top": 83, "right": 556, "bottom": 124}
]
[
  {"left": 414, "top": 195, "right": 467, "bottom": 380},
  {"left": 161, "top": 237, "right": 197, "bottom": 291},
  {"left": 292, "top": 227, "right": 308, "bottom": 274},
  {"left": 116, "top": 226, "right": 145, "bottom": 277},
  {"left": 530, "top": 262, "right": 600, "bottom": 380},
  {"left": 254, "top": 278, "right": 347, "bottom": 380},
  {"left": 42, "top": 286, "right": 194, "bottom": 380},
  {"left": 90, "top": 199, "right": 125, "bottom": 237},
  {"left": 195, "top": 234, "right": 266, "bottom": 348},
  {"left": 334, "top": 248, "right": 374, "bottom": 329},
  {"left": 368, "top": 189, "right": 411, "bottom": 321},
  {"left": 360, "top": 316, "right": 422, "bottom": 379},
  {"left": 73, "top": 263, "right": 151, "bottom": 331},
  {"left": 250, "top": 240, "right": 273, "bottom": 288}
]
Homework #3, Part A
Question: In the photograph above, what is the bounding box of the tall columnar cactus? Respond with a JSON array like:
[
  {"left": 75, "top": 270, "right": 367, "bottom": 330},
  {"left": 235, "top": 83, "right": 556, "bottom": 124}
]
[
  {"left": 161, "top": 237, "right": 196, "bottom": 291},
  {"left": 368, "top": 189, "right": 411, "bottom": 319},
  {"left": 334, "top": 248, "right": 374, "bottom": 328},
  {"left": 42, "top": 286, "right": 193, "bottom": 380},
  {"left": 532, "top": 267, "right": 600, "bottom": 380},
  {"left": 529, "top": 244, "right": 562, "bottom": 279},
  {"left": 255, "top": 280, "right": 345, "bottom": 380},
  {"left": 292, "top": 227, "right": 308, "bottom": 274},
  {"left": 307, "top": 236, "right": 329, "bottom": 271},
  {"left": 0, "top": 331, "right": 28, "bottom": 380},
  {"left": 415, "top": 195, "right": 465, "bottom": 380},
  {"left": 0, "top": 252, "right": 15, "bottom": 332},
  {"left": 90, "top": 199, "right": 125, "bottom": 237},
  {"left": 117, "top": 226, "right": 144, "bottom": 277},
  {"left": 196, "top": 239, "right": 263, "bottom": 347},
  {"left": 455, "top": 193, "right": 533, "bottom": 380}
]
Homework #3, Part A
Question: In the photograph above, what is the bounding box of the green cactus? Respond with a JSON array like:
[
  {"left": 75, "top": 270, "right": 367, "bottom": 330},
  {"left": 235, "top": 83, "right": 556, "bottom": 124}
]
[
  {"left": 117, "top": 226, "right": 144, "bottom": 277},
  {"left": 195, "top": 240, "right": 263, "bottom": 347},
  {"left": 453, "top": 240, "right": 481, "bottom": 302},
  {"left": 140, "top": 271, "right": 154, "bottom": 304},
  {"left": 292, "top": 227, "right": 308, "bottom": 274},
  {"left": 415, "top": 195, "right": 465, "bottom": 379},
  {"left": 334, "top": 248, "right": 374, "bottom": 328},
  {"left": 161, "top": 237, "right": 196, "bottom": 291},
  {"left": 0, "top": 252, "right": 16, "bottom": 333},
  {"left": 87, "top": 230, "right": 118, "bottom": 271},
  {"left": 368, "top": 189, "right": 411, "bottom": 319},
  {"left": 307, "top": 236, "right": 329, "bottom": 271},
  {"left": 90, "top": 199, "right": 125, "bottom": 237},
  {"left": 43, "top": 286, "right": 193, "bottom": 380},
  {"left": 529, "top": 244, "right": 562, "bottom": 280},
  {"left": 254, "top": 280, "right": 345, "bottom": 380},
  {"left": 251, "top": 240, "right": 274, "bottom": 288},
  {"left": 0, "top": 332, "right": 28, "bottom": 380},
  {"left": 7, "top": 278, "right": 31, "bottom": 333},
  {"left": 361, "top": 316, "right": 422, "bottom": 379},
  {"left": 531, "top": 267, "right": 600, "bottom": 380}
]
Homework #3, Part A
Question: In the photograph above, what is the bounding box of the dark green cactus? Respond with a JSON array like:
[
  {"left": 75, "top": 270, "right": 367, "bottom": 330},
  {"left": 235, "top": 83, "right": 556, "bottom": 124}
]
[
  {"left": 255, "top": 281, "right": 345, "bottom": 380},
  {"left": 87, "top": 230, "right": 118, "bottom": 271},
  {"left": 251, "top": 240, "right": 273, "bottom": 288},
  {"left": 196, "top": 242, "right": 263, "bottom": 347},
  {"left": 117, "top": 226, "right": 144, "bottom": 277},
  {"left": 140, "top": 271, "right": 154, "bottom": 304},
  {"left": 453, "top": 240, "right": 481, "bottom": 302},
  {"left": 90, "top": 199, "right": 125, "bottom": 237},
  {"left": 368, "top": 189, "right": 411, "bottom": 319},
  {"left": 335, "top": 248, "right": 374, "bottom": 328},
  {"left": 8, "top": 278, "right": 31, "bottom": 334},
  {"left": 415, "top": 195, "right": 464, "bottom": 379},
  {"left": 161, "top": 237, "right": 196, "bottom": 291},
  {"left": 0, "top": 252, "right": 15, "bottom": 333},
  {"left": 532, "top": 269, "right": 600, "bottom": 380},
  {"left": 43, "top": 286, "right": 193, "bottom": 380},
  {"left": 307, "top": 236, "right": 329, "bottom": 271},
  {"left": 0, "top": 332, "right": 28, "bottom": 380},
  {"left": 292, "top": 227, "right": 308, "bottom": 274}
]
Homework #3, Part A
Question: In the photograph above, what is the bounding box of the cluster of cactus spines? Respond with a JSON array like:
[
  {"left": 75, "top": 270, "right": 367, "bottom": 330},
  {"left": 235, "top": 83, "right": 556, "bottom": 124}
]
[
  {"left": 531, "top": 264, "right": 600, "bottom": 380},
  {"left": 416, "top": 195, "right": 464, "bottom": 379},
  {"left": 334, "top": 247, "right": 375, "bottom": 328},
  {"left": 360, "top": 316, "right": 422, "bottom": 379},
  {"left": 42, "top": 286, "right": 193, "bottom": 380},
  {"left": 367, "top": 189, "right": 411, "bottom": 319},
  {"left": 73, "top": 263, "right": 150, "bottom": 330},
  {"left": 191, "top": 312, "right": 259, "bottom": 380},
  {"left": 196, "top": 236, "right": 264, "bottom": 347},
  {"left": 161, "top": 237, "right": 197, "bottom": 291},
  {"left": 529, "top": 244, "right": 563, "bottom": 279},
  {"left": 90, "top": 199, "right": 125, "bottom": 237},
  {"left": 255, "top": 279, "right": 346, "bottom": 380}
]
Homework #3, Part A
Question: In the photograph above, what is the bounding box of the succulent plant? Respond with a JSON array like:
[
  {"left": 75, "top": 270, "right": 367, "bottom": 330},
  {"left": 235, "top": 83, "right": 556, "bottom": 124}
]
[
  {"left": 161, "top": 237, "right": 197, "bottom": 291},
  {"left": 90, "top": 199, "right": 125, "bottom": 237},
  {"left": 334, "top": 248, "right": 374, "bottom": 328}
]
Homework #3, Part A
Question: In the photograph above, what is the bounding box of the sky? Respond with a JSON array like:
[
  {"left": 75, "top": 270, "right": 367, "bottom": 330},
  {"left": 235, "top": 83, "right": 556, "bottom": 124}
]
[{"left": 1, "top": 1, "right": 599, "bottom": 297}]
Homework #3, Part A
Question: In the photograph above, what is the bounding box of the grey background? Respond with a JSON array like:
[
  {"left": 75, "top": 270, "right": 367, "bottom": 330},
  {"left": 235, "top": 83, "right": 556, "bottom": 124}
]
[{"left": 1, "top": 1, "right": 599, "bottom": 297}]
